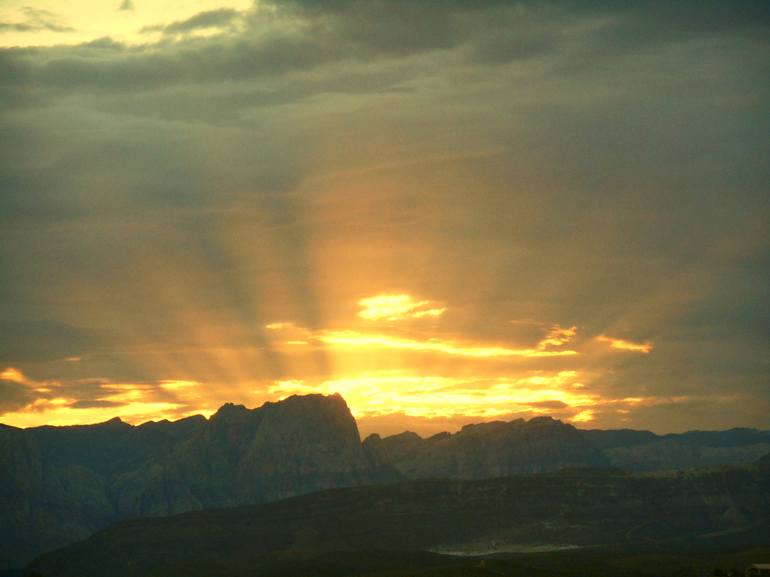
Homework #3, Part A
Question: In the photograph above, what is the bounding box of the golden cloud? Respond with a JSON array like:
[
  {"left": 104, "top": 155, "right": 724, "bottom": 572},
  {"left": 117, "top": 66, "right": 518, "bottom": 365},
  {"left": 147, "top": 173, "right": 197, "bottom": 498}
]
[
  {"left": 537, "top": 325, "right": 577, "bottom": 350},
  {"left": 0, "top": 367, "right": 28, "bottom": 384},
  {"left": 357, "top": 294, "right": 446, "bottom": 322},
  {"left": 268, "top": 370, "right": 596, "bottom": 420},
  {"left": 596, "top": 335, "right": 653, "bottom": 354},
  {"left": 321, "top": 330, "right": 578, "bottom": 358}
]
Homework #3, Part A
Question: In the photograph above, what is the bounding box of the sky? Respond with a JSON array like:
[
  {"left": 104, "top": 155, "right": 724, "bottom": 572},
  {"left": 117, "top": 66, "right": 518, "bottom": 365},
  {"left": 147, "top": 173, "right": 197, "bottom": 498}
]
[{"left": 0, "top": 0, "right": 768, "bottom": 436}]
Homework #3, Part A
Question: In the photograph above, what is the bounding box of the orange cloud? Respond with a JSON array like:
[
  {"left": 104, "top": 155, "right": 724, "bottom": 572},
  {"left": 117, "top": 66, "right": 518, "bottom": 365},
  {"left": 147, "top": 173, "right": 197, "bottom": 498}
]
[
  {"left": 268, "top": 370, "right": 596, "bottom": 420},
  {"left": 0, "top": 367, "right": 28, "bottom": 384},
  {"left": 321, "top": 330, "right": 578, "bottom": 359},
  {"left": 537, "top": 325, "right": 577, "bottom": 350},
  {"left": 357, "top": 293, "right": 446, "bottom": 322},
  {"left": 596, "top": 335, "right": 653, "bottom": 353}
]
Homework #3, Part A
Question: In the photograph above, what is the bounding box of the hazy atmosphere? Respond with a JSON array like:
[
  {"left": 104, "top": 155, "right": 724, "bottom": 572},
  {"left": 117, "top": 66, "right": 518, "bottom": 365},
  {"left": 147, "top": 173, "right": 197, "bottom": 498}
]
[{"left": 1, "top": 0, "right": 769, "bottom": 435}]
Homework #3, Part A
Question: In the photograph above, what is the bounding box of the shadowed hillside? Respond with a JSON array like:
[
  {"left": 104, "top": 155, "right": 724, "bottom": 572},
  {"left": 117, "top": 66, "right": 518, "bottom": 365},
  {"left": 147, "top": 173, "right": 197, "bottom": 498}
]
[{"left": 29, "top": 462, "right": 770, "bottom": 577}]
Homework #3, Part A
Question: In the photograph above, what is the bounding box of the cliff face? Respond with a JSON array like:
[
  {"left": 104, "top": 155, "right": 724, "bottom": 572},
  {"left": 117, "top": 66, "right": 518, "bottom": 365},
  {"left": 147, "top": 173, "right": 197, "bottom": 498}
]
[
  {"left": 0, "top": 394, "right": 378, "bottom": 569},
  {"left": 580, "top": 428, "right": 770, "bottom": 471},
  {"left": 111, "top": 393, "right": 381, "bottom": 517},
  {"left": 363, "top": 416, "right": 609, "bottom": 479}
]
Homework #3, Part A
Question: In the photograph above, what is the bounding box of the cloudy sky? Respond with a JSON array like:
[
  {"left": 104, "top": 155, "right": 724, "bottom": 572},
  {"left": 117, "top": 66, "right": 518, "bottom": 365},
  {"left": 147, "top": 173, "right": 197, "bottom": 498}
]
[{"left": 1, "top": 0, "right": 768, "bottom": 436}]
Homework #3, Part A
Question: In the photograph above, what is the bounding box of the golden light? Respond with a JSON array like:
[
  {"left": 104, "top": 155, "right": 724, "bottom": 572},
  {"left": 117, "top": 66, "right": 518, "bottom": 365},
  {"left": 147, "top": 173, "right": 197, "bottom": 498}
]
[
  {"left": 571, "top": 409, "right": 595, "bottom": 423},
  {"left": 268, "top": 370, "right": 598, "bottom": 421},
  {"left": 1, "top": 367, "right": 27, "bottom": 384},
  {"left": 357, "top": 294, "right": 446, "bottom": 322},
  {"left": 321, "top": 330, "right": 579, "bottom": 359},
  {"left": 537, "top": 325, "right": 577, "bottom": 350},
  {"left": 596, "top": 335, "right": 653, "bottom": 354},
  {"left": 159, "top": 380, "right": 198, "bottom": 391},
  {"left": 0, "top": 0, "right": 254, "bottom": 47},
  {"left": 0, "top": 400, "right": 207, "bottom": 428}
]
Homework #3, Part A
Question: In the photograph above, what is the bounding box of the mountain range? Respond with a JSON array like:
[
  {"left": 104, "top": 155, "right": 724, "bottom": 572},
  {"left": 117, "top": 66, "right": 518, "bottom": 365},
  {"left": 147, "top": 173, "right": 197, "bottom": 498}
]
[{"left": 1, "top": 393, "right": 768, "bottom": 569}]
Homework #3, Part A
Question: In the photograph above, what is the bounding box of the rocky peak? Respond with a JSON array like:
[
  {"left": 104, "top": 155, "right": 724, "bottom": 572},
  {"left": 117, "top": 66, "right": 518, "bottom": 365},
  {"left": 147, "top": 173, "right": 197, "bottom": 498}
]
[
  {"left": 211, "top": 402, "right": 251, "bottom": 421},
  {"left": 527, "top": 415, "right": 558, "bottom": 426}
]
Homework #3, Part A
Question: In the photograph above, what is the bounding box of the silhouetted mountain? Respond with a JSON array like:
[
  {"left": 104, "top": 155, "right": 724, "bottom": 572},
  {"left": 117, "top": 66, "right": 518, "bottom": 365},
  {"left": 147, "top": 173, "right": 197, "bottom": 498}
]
[
  {"left": 580, "top": 427, "right": 770, "bottom": 471},
  {"left": 28, "top": 464, "right": 770, "bottom": 577},
  {"left": 2, "top": 396, "right": 769, "bottom": 570},
  {"left": 0, "top": 394, "right": 390, "bottom": 569},
  {"left": 363, "top": 417, "right": 609, "bottom": 478},
  {"left": 579, "top": 428, "right": 659, "bottom": 450}
]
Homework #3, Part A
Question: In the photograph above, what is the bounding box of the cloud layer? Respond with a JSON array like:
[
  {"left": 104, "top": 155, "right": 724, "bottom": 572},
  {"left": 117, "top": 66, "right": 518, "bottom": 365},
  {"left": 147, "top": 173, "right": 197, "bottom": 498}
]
[{"left": 0, "top": 0, "right": 768, "bottom": 433}]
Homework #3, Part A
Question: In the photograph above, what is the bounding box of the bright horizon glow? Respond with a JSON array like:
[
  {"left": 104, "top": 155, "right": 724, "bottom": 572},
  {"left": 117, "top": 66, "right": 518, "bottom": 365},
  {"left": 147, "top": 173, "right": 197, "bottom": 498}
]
[
  {"left": 320, "top": 331, "right": 579, "bottom": 359},
  {"left": 357, "top": 294, "right": 446, "bottom": 321},
  {"left": 268, "top": 370, "right": 596, "bottom": 419},
  {"left": 0, "top": 296, "right": 657, "bottom": 433}
]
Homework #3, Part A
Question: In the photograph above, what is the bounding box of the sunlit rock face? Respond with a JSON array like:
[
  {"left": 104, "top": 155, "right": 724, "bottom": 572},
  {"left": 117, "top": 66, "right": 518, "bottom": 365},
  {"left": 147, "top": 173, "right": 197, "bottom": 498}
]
[
  {"left": 363, "top": 416, "right": 609, "bottom": 479},
  {"left": 0, "top": 394, "right": 384, "bottom": 569}
]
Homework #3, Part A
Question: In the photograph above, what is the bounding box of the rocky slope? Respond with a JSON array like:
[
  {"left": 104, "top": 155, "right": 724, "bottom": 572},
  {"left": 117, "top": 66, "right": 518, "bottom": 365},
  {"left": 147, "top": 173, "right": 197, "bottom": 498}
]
[
  {"left": 580, "top": 427, "right": 770, "bottom": 471},
  {"left": 28, "top": 462, "right": 770, "bottom": 577},
  {"left": 363, "top": 417, "right": 609, "bottom": 479},
  {"left": 0, "top": 394, "right": 387, "bottom": 569}
]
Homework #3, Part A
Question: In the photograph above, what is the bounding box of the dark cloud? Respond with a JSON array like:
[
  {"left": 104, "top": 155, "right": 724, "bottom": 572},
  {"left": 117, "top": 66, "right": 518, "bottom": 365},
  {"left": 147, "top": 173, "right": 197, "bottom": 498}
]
[
  {"left": 0, "top": 320, "right": 97, "bottom": 364},
  {"left": 118, "top": 0, "right": 134, "bottom": 11},
  {"left": 0, "top": 380, "right": 33, "bottom": 412},
  {"left": 3, "top": 1, "right": 767, "bottom": 103},
  {"left": 0, "top": 8, "right": 74, "bottom": 33},
  {"left": 526, "top": 400, "right": 569, "bottom": 410},
  {"left": 142, "top": 8, "right": 241, "bottom": 35}
]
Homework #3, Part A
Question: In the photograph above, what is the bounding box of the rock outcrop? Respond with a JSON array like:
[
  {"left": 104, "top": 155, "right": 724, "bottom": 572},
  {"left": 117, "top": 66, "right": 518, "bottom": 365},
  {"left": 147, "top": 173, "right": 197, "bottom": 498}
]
[
  {"left": 580, "top": 427, "right": 770, "bottom": 471},
  {"left": 363, "top": 416, "right": 609, "bottom": 479},
  {"left": 0, "top": 394, "right": 382, "bottom": 569}
]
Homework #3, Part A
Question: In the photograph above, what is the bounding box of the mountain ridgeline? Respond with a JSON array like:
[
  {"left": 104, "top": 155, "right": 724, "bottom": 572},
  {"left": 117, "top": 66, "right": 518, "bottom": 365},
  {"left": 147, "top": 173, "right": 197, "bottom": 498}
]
[
  {"left": 363, "top": 417, "right": 609, "bottom": 478},
  {"left": 1, "top": 393, "right": 768, "bottom": 569}
]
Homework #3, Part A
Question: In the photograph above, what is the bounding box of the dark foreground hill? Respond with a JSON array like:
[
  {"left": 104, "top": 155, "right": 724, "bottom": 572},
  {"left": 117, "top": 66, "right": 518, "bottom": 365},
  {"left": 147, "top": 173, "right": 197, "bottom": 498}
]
[{"left": 29, "top": 462, "right": 770, "bottom": 577}]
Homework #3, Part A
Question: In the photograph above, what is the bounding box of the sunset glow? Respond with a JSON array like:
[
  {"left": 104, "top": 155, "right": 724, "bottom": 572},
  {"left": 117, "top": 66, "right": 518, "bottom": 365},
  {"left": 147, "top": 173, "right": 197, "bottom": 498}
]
[
  {"left": 1, "top": 0, "right": 767, "bottom": 437},
  {"left": 357, "top": 294, "right": 446, "bottom": 321},
  {"left": 596, "top": 335, "right": 654, "bottom": 354},
  {"left": 320, "top": 330, "right": 579, "bottom": 359}
]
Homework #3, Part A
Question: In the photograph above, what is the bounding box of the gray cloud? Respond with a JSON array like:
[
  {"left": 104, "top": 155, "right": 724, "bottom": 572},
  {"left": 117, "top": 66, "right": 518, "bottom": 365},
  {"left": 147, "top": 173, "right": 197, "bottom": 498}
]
[
  {"left": 0, "top": 8, "right": 74, "bottom": 33},
  {"left": 0, "top": 380, "right": 34, "bottom": 412},
  {"left": 142, "top": 8, "right": 241, "bottom": 35}
]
